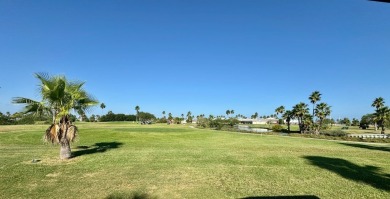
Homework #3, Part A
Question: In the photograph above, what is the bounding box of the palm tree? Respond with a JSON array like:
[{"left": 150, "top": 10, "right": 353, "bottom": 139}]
[
  {"left": 13, "top": 73, "right": 98, "bottom": 159},
  {"left": 375, "top": 106, "right": 390, "bottom": 134},
  {"left": 282, "top": 110, "right": 293, "bottom": 132},
  {"left": 100, "top": 103, "right": 106, "bottom": 115},
  {"left": 186, "top": 111, "right": 192, "bottom": 123},
  {"left": 226, "top": 110, "right": 230, "bottom": 118},
  {"left": 372, "top": 97, "right": 385, "bottom": 131},
  {"left": 292, "top": 102, "right": 310, "bottom": 133},
  {"left": 275, "top": 106, "right": 285, "bottom": 119},
  {"left": 135, "top": 105, "right": 140, "bottom": 123},
  {"left": 162, "top": 111, "right": 166, "bottom": 119},
  {"left": 314, "top": 103, "right": 331, "bottom": 134},
  {"left": 230, "top": 110, "right": 235, "bottom": 117},
  {"left": 309, "top": 91, "right": 321, "bottom": 119}
]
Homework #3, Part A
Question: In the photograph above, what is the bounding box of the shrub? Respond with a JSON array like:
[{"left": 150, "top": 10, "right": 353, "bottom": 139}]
[
  {"left": 320, "top": 129, "right": 347, "bottom": 137},
  {"left": 272, "top": 124, "right": 283, "bottom": 132},
  {"left": 196, "top": 117, "right": 209, "bottom": 128}
]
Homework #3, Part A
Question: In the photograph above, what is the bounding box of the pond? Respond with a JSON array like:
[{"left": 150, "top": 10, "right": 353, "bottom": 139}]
[{"left": 236, "top": 125, "right": 270, "bottom": 133}]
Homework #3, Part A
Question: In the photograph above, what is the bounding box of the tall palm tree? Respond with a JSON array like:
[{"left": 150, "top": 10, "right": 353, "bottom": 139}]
[
  {"left": 372, "top": 97, "right": 385, "bottom": 131},
  {"left": 226, "top": 110, "right": 230, "bottom": 118},
  {"left": 162, "top": 111, "right": 166, "bottom": 119},
  {"left": 13, "top": 73, "right": 98, "bottom": 159},
  {"left": 309, "top": 91, "right": 321, "bottom": 119},
  {"left": 135, "top": 105, "right": 140, "bottom": 123},
  {"left": 230, "top": 110, "right": 234, "bottom": 117},
  {"left": 314, "top": 103, "right": 331, "bottom": 134},
  {"left": 100, "top": 103, "right": 106, "bottom": 115},
  {"left": 275, "top": 106, "right": 285, "bottom": 119},
  {"left": 186, "top": 111, "right": 192, "bottom": 123}
]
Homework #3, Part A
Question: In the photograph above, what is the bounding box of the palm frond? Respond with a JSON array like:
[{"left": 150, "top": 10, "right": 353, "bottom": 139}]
[
  {"left": 66, "top": 125, "right": 78, "bottom": 142},
  {"left": 44, "top": 124, "right": 60, "bottom": 144}
]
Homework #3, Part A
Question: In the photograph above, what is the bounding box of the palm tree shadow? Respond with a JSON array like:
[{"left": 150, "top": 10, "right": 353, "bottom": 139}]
[
  {"left": 339, "top": 143, "right": 390, "bottom": 152},
  {"left": 72, "top": 142, "right": 123, "bottom": 158},
  {"left": 304, "top": 156, "right": 390, "bottom": 191},
  {"left": 240, "top": 196, "right": 319, "bottom": 199}
]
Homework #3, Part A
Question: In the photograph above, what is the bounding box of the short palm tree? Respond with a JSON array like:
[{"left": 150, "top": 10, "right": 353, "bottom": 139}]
[
  {"left": 314, "top": 103, "right": 331, "bottom": 134},
  {"left": 13, "top": 73, "right": 98, "bottom": 159},
  {"left": 292, "top": 102, "right": 310, "bottom": 133},
  {"left": 372, "top": 97, "right": 385, "bottom": 131},
  {"left": 375, "top": 106, "right": 390, "bottom": 134}
]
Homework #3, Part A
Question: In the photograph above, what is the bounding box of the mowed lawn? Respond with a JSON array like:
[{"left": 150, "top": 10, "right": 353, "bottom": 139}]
[{"left": 0, "top": 123, "right": 389, "bottom": 199}]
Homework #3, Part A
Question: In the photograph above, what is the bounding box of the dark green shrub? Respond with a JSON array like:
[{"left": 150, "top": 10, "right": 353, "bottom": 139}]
[
  {"left": 320, "top": 129, "right": 347, "bottom": 137},
  {"left": 272, "top": 124, "right": 283, "bottom": 132}
]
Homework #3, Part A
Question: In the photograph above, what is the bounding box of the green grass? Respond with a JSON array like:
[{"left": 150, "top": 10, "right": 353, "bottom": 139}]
[
  {"left": 248, "top": 123, "right": 382, "bottom": 134},
  {"left": 1, "top": 122, "right": 389, "bottom": 198}
]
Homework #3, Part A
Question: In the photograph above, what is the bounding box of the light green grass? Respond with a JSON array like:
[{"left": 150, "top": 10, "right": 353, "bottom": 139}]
[{"left": 0, "top": 122, "right": 389, "bottom": 198}]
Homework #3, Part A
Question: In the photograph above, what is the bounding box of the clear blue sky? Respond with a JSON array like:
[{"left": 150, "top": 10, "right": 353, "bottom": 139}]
[{"left": 1, "top": 0, "right": 389, "bottom": 119}]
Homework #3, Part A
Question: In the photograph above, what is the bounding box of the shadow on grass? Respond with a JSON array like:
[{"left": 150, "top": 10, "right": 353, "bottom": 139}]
[
  {"left": 240, "top": 196, "right": 319, "bottom": 199},
  {"left": 304, "top": 156, "right": 390, "bottom": 191},
  {"left": 105, "top": 191, "right": 157, "bottom": 199},
  {"left": 72, "top": 142, "right": 123, "bottom": 158},
  {"left": 339, "top": 143, "right": 390, "bottom": 152}
]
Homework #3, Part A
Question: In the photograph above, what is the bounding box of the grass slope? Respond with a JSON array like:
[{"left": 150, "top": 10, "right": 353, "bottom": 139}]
[{"left": 0, "top": 123, "right": 389, "bottom": 199}]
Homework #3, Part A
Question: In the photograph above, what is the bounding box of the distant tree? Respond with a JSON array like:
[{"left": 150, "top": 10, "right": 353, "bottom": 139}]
[
  {"left": 314, "top": 103, "right": 331, "bottom": 134},
  {"left": 162, "top": 111, "right": 166, "bottom": 119},
  {"left": 275, "top": 106, "right": 285, "bottom": 121},
  {"left": 309, "top": 91, "right": 322, "bottom": 119},
  {"left": 375, "top": 106, "right": 390, "bottom": 134},
  {"left": 282, "top": 110, "right": 294, "bottom": 132},
  {"left": 371, "top": 97, "right": 385, "bottom": 131},
  {"left": 89, "top": 114, "right": 96, "bottom": 122},
  {"left": 138, "top": 112, "right": 156, "bottom": 122},
  {"left": 360, "top": 114, "right": 374, "bottom": 129},
  {"left": 230, "top": 110, "right": 234, "bottom": 117},
  {"left": 226, "top": 110, "right": 230, "bottom": 118},
  {"left": 351, "top": 118, "right": 360, "bottom": 126},
  {"left": 292, "top": 102, "right": 310, "bottom": 133},
  {"left": 168, "top": 113, "right": 173, "bottom": 121},
  {"left": 186, "top": 111, "right": 192, "bottom": 123},
  {"left": 100, "top": 103, "right": 106, "bottom": 114},
  {"left": 340, "top": 117, "right": 351, "bottom": 126},
  {"left": 135, "top": 105, "right": 140, "bottom": 123}
]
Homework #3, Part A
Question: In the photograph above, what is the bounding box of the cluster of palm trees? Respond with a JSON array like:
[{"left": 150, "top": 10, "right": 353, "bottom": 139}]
[
  {"left": 225, "top": 110, "right": 234, "bottom": 118},
  {"left": 13, "top": 73, "right": 98, "bottom": 159},
  {"left": 371, "top": 97, "right": 390, "bottom": 134},
  {"left": 275, "top": 91, "right": 331, "bottom": 134}
]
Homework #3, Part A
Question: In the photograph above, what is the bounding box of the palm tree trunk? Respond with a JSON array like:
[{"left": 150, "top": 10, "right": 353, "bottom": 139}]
[
  {"left": 60, "top": 139, "right": 71, "bottom": 159},
  {"left": 287, "top": 122, "right": 290, "bottom": 132}
]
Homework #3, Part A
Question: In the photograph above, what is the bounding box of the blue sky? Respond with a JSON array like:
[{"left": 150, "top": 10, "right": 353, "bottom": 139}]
[{"left": 0, "top": 0, "right": 389, "bottom": 119}]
